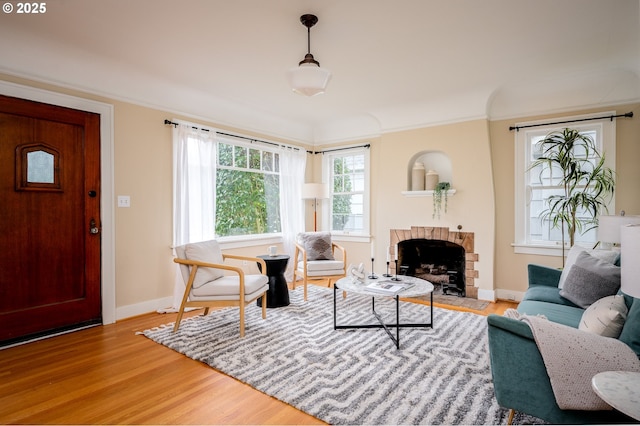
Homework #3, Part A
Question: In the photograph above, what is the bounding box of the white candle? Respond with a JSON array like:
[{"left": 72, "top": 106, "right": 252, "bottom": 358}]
[
  {"left": 371, "top": 241, "right": 375, "bottom": 258},
  {"left": 394, "top": 244, "right": 399, "bottom": 260},
  {"left": 386, "top": 246, "right": 390, "bottom": 262}
]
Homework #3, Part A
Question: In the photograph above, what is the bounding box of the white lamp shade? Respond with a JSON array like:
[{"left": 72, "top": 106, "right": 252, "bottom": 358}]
[
  {"left": 301, "top": 183, "right": 329, "bottom": 200},
  {"left": 286, "top": 64, "right": 332, "bottom": 97},
  {"left": 598, "top": 215, "right": 640, "bottom": 244},
  {"left": 621, "top": 224, "right": 640, "bottom": 298}
]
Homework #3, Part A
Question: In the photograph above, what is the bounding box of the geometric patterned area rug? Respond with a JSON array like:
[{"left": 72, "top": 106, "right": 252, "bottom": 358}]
[{"left": 141, "top": 285, "right": 544, "bottom": 425}]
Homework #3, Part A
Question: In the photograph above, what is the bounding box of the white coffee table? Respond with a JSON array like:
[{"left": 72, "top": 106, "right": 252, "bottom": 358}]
[
  {"left": 334, "top": 275, "right": 434, "bottom": 349},
  {"left": 591, "top": 371, "right": 640, "bottom": 421}
]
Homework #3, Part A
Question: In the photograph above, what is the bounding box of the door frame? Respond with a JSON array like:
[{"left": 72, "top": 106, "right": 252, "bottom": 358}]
[{"left": 0, "top": 80, "right": 116, "bottom": 325}]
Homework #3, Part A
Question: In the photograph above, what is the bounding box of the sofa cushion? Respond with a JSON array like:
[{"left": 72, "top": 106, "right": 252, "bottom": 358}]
[
  {"left": 579, "top": 295, "right": 628, "bottom": 338},
  {"left": 619, "top": 297, "right": 640, "bottom": 358},
  {"left": 559, "top": 251, "right": 621, "bottom": 308},
  {"left": 517, "top": 300, "right": 584, "bottom": 328},
  {"left": 523, "top": 285, "right": 581, "bottom": 307},
  {"left": 297, "top": 232, "right": 334, "bottom": 260}
]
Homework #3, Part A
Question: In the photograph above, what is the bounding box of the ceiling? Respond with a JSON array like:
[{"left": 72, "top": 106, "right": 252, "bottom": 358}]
[{"left": 1, "top": 0, "right": 638, "bottom": 144}]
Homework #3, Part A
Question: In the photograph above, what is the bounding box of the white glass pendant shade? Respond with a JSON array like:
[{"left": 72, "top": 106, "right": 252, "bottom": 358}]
[{"left": 286, "top": 63, "right": 332, "bottom": 97}]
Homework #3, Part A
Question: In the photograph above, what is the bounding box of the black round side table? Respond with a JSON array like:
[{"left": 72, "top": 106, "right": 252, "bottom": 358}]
[{"left": 256, "top": 254, "right": 290, "bottom": 308}]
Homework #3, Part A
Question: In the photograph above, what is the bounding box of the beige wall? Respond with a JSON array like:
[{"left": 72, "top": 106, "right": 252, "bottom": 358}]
[
  {"left": 489, "top": 103, "right": 640, "bottom": 298},
  {"left": 315, "top": 120, "right": 496, "bottom": 297},
  {"left": 3, "top": 73, "right": 638, "bottom": 315}
]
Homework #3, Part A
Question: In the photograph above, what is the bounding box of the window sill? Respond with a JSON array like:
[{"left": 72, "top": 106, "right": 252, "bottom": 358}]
[
  {"left": 331, "top": 233, "right": 371, "bottom": 243},
  {"left": 218, "top": 234, "right": 282, "bottom": 250},
  {"left": 512, "top": 242, "right": 593, "bottom": 257}
]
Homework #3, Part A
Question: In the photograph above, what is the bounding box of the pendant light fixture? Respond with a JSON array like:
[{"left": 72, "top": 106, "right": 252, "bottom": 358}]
[{"left": 286, "top": 14, "right": 332, "bottom": 97}]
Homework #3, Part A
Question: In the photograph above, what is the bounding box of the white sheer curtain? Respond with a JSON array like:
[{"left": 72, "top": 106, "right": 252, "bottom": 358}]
[
  {"left": 278, "top": 146, "right": 307, "bottom": 279},
  {"left": 163, "top": 122, "right": 217, "bottom": 312}
]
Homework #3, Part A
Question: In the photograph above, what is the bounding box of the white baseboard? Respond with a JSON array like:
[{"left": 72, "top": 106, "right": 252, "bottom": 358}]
[
  {"left": 495, "top": 289, "right": 526, "bottom": 303},
  {"left": 477, "top": 288, "right": 496, "bottom": 302},
  {"left": 116, "top": 296, "right": 174, "bottom": 321}
]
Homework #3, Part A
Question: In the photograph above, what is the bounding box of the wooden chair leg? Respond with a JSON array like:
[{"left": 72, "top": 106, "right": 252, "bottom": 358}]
[
  {"left": 239, "top": 302, "right": 245, "bottom": 337},
  {"left": 507, "top": 409, "right": 515, "bottom": 425},
  {"left": 303, "top": 276, "right": 308, "bottom": 301},
  {"left": 261, "top": 292, "right": 267, "bottom": 319},
  {"left": 173, "top": 308, "right": 185, "bottom": 333}
]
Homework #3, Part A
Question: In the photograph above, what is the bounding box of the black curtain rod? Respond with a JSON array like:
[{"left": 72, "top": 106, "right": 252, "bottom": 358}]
[
  {"left": 164, "top": 119, "right": 309, "bottom": 153},
  {"left": 311, "top": 144, "right": 371, "bottom": 154},
  {"left": 509, "top": 112, "right": 633, "bottom": 131}
]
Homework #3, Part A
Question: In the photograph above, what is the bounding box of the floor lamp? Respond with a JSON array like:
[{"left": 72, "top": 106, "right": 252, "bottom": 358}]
[{"left": 302, "top": 183, "right": 329, "bottom": 231}]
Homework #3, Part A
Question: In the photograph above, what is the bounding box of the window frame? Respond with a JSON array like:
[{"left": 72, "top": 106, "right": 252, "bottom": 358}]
[
  {"left": 322, "top": 146, "right": 371, "bottom": 242},
  {"left": 215, "top": 135, "right": 284, "bottom": 247},
  {"left": 513, "top": 112, "right": 616, "bottom": 256}
]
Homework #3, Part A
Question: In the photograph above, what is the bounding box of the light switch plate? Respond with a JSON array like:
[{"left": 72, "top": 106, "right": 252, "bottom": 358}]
[{"left": 117, "top": 195, "right": 131, "bottom": 208}]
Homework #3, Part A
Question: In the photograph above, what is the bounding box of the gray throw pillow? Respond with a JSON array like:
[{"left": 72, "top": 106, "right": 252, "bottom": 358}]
[
  {"left": 559, "top": 251, "right": 621, "bottom": 308},
  {"left": 297, "top": 232, "right": 335, "bottom": 261}
]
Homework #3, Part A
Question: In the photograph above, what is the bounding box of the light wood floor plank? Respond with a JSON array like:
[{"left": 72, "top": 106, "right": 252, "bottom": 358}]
[{"left": 0, "top": 284, "right": 516, "bottom": 425}]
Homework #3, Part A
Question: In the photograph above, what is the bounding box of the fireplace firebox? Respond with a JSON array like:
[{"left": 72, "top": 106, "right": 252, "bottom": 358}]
[
  {"left": 398, "top": 239, "right": 466, "bottom": 296},
  {"left": 390, "top": 226, "right": 479, "bottom": 299}
]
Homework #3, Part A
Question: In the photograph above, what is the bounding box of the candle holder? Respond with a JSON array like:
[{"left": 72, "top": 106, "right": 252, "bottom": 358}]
[
  {"left": 383, "top": 261, "right": 392, "bottom": 277},
  {"left": 391, "top": 259, "right": 402, "bottom": 281},
  {"left": 368, "top": 257, "right": 378, "bottom": 279}
]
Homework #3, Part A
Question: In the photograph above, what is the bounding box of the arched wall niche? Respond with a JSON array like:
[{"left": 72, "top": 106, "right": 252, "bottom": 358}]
[{"left": 406, "top": 150, "right": 453, "bottom": 192}]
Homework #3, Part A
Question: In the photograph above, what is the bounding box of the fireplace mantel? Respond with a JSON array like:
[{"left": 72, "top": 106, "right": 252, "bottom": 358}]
[{"left": 389, "top": 226, "right": 479, "bottom": 298}]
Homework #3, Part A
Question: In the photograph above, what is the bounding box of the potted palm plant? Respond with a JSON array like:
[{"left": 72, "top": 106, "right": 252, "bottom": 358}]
[{"left": 529, "top": 128, "right": 615, "bottom": 256}]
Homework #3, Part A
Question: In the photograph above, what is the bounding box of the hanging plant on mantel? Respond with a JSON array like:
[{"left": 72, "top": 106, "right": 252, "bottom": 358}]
[{"left": 433, "top": 182, "right": 450, "bottom": 219}]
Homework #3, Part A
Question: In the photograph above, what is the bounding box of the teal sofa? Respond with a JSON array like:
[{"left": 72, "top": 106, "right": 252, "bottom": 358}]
[{"left": 487, "top": 264, "right": 640, "bottom": 424}]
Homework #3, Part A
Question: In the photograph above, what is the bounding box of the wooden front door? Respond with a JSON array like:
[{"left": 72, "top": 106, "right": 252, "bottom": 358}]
[{"left": 0, "top": 95, "right": 102, "bottom": 345}]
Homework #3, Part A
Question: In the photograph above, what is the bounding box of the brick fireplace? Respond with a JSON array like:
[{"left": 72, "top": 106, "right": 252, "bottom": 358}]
[{"left": 389, "top": 226, "right": 479, "bottom": 298}]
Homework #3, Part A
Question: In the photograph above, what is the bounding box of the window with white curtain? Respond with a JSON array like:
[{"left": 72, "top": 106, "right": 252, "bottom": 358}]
[
  {"left": 513, "top": 113, "right": 616, "bottom": 256},
  {"left": 216, "top": 137, "right": 281, "bottom": 237},
  {"left": 172, "top": 121, "right": 306, "bottom": 247},
  {"left": 322, "top": 146, "right": 370, "bottom": 237}
]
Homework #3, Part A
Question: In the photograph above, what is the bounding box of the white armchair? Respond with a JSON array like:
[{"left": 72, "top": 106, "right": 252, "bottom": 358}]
[
  {"left": 292, "top": 232, "right": 347, "bottom": 301},
  {"left": 173, "top": 240, "right": 269, "bottom": 337}
]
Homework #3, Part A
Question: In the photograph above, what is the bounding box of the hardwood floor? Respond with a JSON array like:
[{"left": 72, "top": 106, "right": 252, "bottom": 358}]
[{"left": 0, "top": 284, "right": 517, "bottom": 425}]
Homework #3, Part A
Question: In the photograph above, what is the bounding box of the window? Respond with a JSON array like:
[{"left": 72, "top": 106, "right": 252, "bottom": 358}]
[
  {"left": 16, "top": 143, "right": 61, "bottom": 191},
  {"left": 216, "top": 138, "right": 281, "bottom": 237},
  {"left": 514, "top": 113, "right": 616, "bottom": 255},
  {"left": 323, "top": 147, "right": 370, "bottom": 238},
  {"left": 173, "top": 120, "right": 306, "bottom": 247}
]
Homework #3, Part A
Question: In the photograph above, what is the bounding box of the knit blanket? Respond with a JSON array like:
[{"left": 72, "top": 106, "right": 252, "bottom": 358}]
[{"left": 522, "top": 315, "right": 640, "bottom": 410}]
